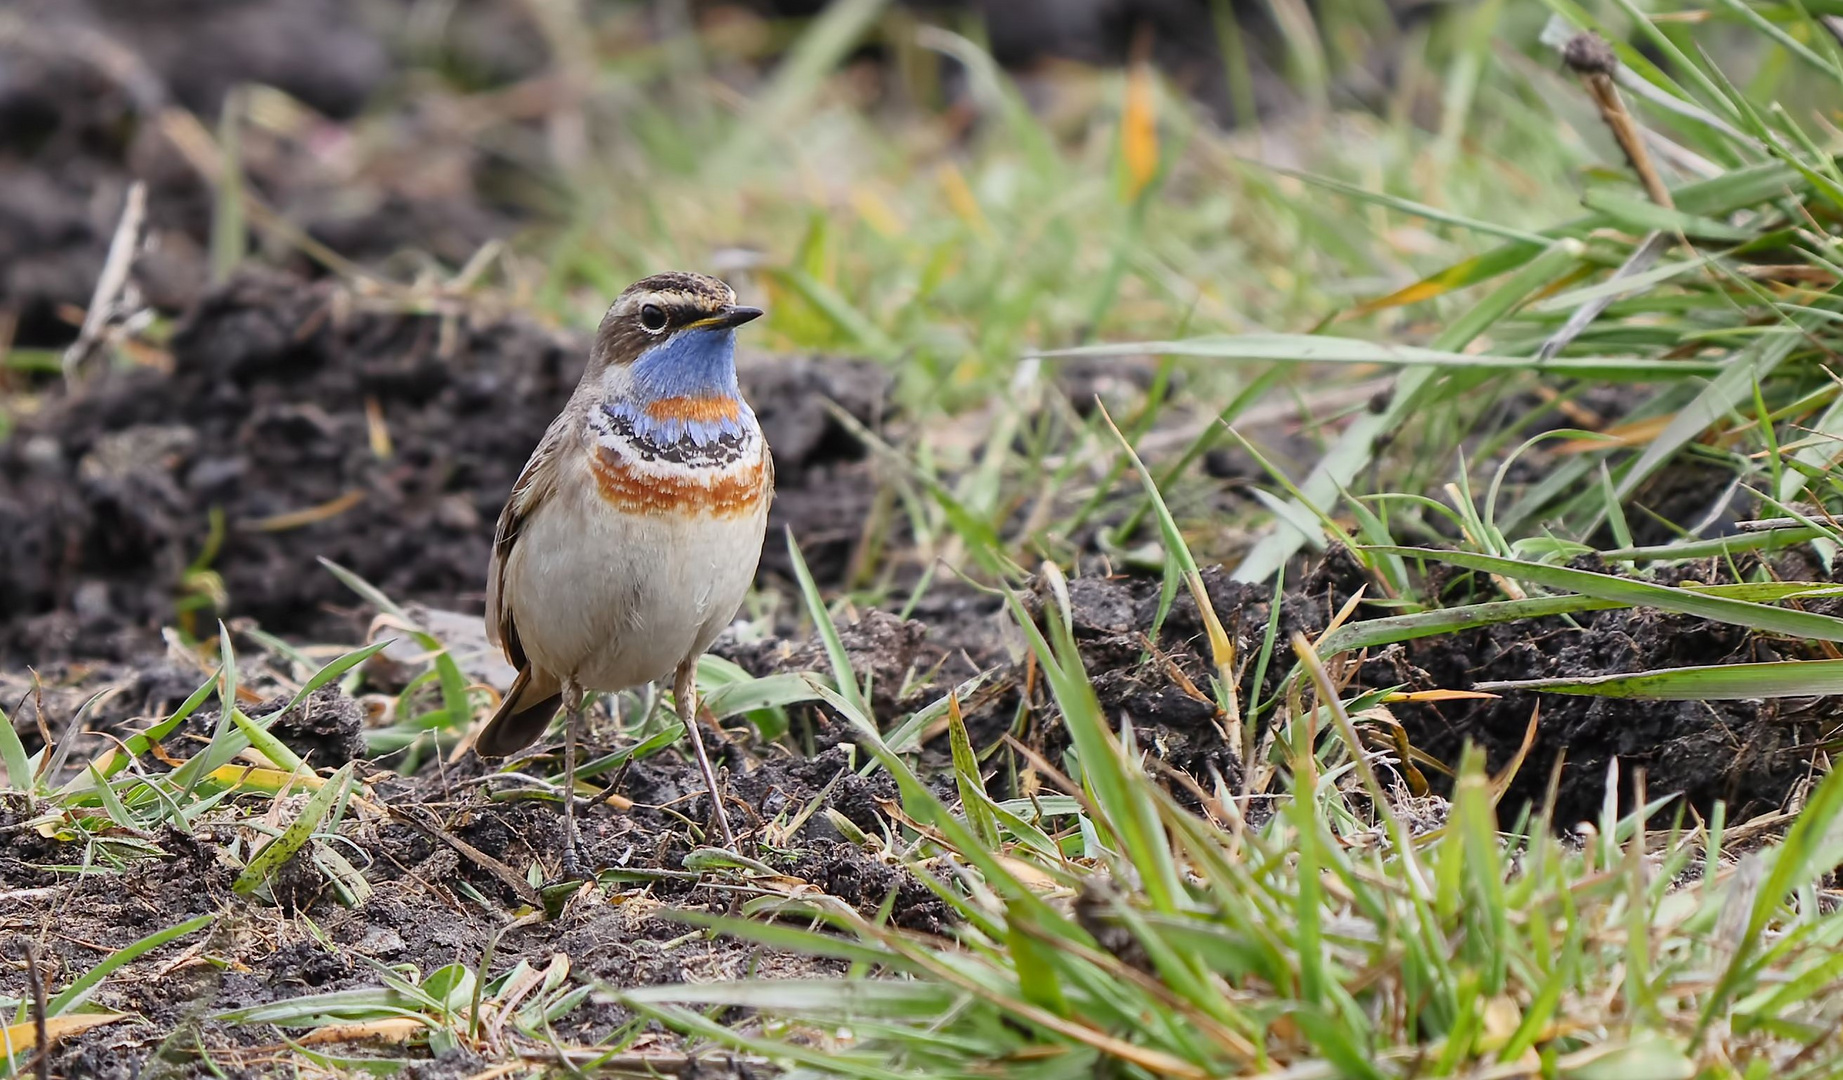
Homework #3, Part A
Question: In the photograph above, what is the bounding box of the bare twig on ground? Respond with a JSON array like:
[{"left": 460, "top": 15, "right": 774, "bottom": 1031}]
[{"left": 385, "top": 803, "right": 544, "bottom": 910}]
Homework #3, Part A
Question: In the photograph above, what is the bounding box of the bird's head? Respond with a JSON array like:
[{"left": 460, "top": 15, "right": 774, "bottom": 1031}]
[{"left": 589, "top": 272, "right": 763, "bottom": 407}]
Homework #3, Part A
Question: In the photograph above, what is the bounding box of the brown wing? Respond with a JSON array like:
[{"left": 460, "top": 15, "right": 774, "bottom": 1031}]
[{"left": 484, "top": 411, "right": 575, "bottom": 670}]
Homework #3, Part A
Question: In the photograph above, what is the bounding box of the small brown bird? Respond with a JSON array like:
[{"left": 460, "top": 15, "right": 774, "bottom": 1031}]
[{"left": 475, "top": 272, "right": 772, "bottom": 876}]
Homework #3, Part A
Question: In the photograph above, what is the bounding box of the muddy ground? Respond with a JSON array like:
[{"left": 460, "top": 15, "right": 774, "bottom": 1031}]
[{"left": 4, "top": 2, "right": 1840, "bottom": 1076}]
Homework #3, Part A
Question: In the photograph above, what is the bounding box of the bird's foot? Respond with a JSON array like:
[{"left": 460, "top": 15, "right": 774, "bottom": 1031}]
[
  {"left": 707, "top": 802, "right": 742, "bottom": 855},
  {"left": 557, "top": 814, "right": 586, "bottom": 883}
]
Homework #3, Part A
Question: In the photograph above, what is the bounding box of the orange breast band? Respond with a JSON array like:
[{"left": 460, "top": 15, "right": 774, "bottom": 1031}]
[{"left": 589, "top": 445, "right": 767, "bottom": 518}]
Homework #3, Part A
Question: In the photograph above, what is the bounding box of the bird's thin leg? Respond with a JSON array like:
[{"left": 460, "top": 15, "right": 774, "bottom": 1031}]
[
  {"left": 559, "top": 679, "right": 587, "bottom": 881},
  {"left": 675, "top": 661, "right": 737, "bottom": 850}
]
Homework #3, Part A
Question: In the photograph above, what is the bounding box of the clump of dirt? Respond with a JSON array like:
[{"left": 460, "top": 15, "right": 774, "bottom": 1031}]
[
  {"left": 233, "top": 687, "right": 371, "bottom": 768},
  {"left": 723, "top": 609, "right": 937, "bottom": 728},
  {"left": 0, "top": 271, "right": 891, "bottom": 663},
  {"left": 1383, "top": 554, "right": 1840, "bottom": 827},
  {"left": 742, "top": 354, "right": 895, "bottom": 585}
]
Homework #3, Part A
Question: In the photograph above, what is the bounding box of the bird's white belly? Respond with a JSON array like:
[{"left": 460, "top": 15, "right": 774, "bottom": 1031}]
[{"left": 503, "top": 478, "right": 766, "bottom": 692}]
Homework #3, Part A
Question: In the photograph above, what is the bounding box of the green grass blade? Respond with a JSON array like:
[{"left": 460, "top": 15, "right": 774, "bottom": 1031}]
[
  {"left": 233, "top": 762, "right": 356, "bottom": 895},
  {"left": 48, "top": 913, "right": 213, "bottom": 1015},
  {"left": 285, "top": 640, "right": 392, "bottom": 712},
  {"left": 1370, "top": 546, "right": 1843, "bottom": 642},
  {"left": 431, "top": 645, "right": 474, "bottom": 733},
  {"left": 1319, "top": 595, "right": 1623, "bottom": 653},
  {"left": 0, "top": 702, "right": 30, "bottom": 791},
  {"left": 317, "top": 557, "right": 412, "bottom": 622},
  {"left": 786, "top": 529, "right": 870, "bottom": 722},
  {"left": 1260, "top": 164, "right": 1554, "bottom": 245},
  {"left": 620, "top": 978, "right": 954, "bottom": 1011},
  {"left": 699, "top": 669, "right": 819, "bottom": 722},
  {"left": 232, "top": 709, "right": 307, "bottom": 773},
  {"left": 946, "top": 697, "right": 999, "bottom": 848},
  {"left": 1319, "top": 581, "right": 1843, "bottom": 655},
  {"left": 1035, "top": 334, "right": 1719, "bottom": 379},
  {"left": 1477, "top": 658, "right": 1843, "bottom": 699},
  {"left": 1579, "top": 188, "right": 1756, "bottom": 240}
]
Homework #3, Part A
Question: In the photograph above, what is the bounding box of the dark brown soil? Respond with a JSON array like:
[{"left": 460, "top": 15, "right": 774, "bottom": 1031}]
[
  {"left": 1032, "top": 547, "right": 1840, "bottom": 828},
  {"left": 1382, "top": 553, "right": 1840, "bottom": 827},
  {"left": 1, "top": 0, "right": 548, "bottom": 349}
]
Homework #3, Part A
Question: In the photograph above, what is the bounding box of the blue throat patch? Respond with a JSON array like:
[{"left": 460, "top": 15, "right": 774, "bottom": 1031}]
[{"left": 605, "top": 327, "right": 754, "bottom": 447}]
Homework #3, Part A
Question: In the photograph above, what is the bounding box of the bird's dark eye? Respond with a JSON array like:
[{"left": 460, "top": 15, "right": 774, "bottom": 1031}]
[{"left": 639, "top": 303, "right": 668, "bottom": 332}]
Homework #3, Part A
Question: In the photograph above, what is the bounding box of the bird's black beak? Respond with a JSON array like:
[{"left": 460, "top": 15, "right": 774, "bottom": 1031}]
[{"left": 702, "top": 305, "right": 764, "bottom": 330}]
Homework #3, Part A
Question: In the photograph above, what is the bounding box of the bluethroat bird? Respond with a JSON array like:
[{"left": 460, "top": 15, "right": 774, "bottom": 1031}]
[{"left": 475, "top": 272, "right": 770, "bottom": 876}]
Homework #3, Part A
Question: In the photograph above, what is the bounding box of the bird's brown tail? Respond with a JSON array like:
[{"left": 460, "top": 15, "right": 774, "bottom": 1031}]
[{"left": 474, "top": 666, "right": 563, "bottom": 758}]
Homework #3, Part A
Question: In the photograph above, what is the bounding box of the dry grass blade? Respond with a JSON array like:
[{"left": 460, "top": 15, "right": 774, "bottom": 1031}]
[{"left": 60, "top": 180, "right": 145, "bottom": 386}]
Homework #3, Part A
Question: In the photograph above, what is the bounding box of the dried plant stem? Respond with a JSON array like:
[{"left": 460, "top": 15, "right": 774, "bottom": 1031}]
[
  {"left": 60, "top": 180, "right": 145, "bottom": 387},
  {"left": 1564, "top": 33, "right": 1673, "bottom": 209},
  {"left": 1538, "top": 33, "right": 1675, "bottom": 362},
  {"left": 25, "top": 940, "right": 50, "bottom": 1080}
]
